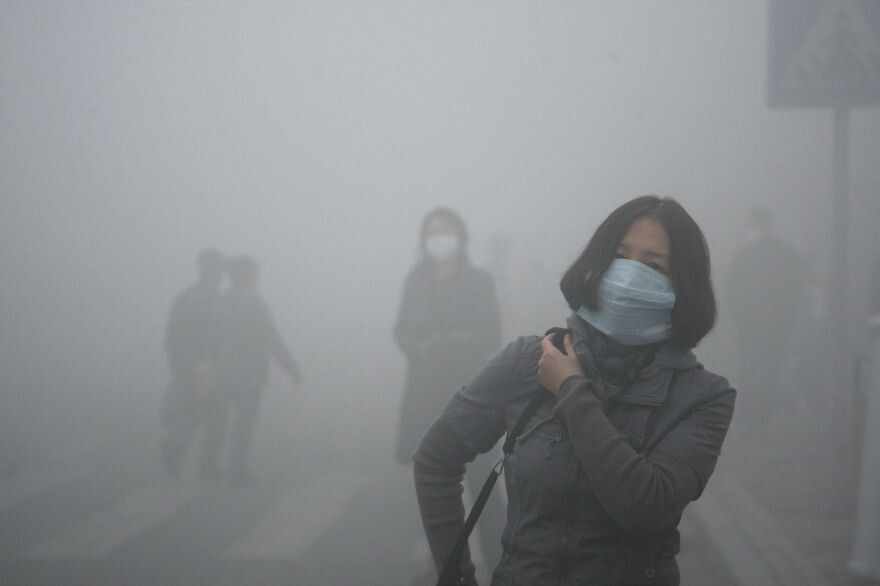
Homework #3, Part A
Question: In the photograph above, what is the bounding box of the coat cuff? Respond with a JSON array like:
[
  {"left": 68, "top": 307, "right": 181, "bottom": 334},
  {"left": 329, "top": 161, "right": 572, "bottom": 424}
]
[{"left": 554, "top": 375, "right": 608, "bottom": 412}]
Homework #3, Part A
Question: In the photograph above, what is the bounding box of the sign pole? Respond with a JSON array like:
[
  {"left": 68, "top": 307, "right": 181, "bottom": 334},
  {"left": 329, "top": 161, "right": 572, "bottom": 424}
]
[{"left": 830, "top": 106, "right": 853, "bottom": 463}]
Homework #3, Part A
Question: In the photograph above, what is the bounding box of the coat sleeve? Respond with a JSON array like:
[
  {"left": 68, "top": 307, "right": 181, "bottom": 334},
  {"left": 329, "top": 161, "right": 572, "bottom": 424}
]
[
  {"left": 554, "top": 373, "right": 735, "bottom": 535},
  {"left": 412, "top": 338, "right": 522, "bottom": 581},
  {"left": 393, "top": 269, "right": 426, "bottom": 357},
  {"left": 471, "top": 271, "right": 502, "bottom": 359}
]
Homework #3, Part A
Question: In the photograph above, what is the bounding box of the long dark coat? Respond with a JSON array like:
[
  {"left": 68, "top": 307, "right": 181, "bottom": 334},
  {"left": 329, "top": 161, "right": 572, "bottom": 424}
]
[
  {"left": 162, "top": 280, "right": 220, "bottom": 425},
  {"left": 394, "top": 260, "right": 501, "bottom": 464}
]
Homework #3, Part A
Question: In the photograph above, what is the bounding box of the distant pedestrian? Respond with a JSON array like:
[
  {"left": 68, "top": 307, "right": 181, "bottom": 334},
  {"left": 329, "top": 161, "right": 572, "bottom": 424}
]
[
  {"left": 159, "top": 247, "right": 225, "bottom": 477},
  {"left": 200, "top": 255, "right": 301, "bottom": 485},
  {"left": 394, "top": 207, "right": 502, "bottom": 463},
  {"left": 394, "top": 206, "right": 504, "bottom": 575},
  {"left": 727, "top": 207, "right": 805, "bottom": 437}
]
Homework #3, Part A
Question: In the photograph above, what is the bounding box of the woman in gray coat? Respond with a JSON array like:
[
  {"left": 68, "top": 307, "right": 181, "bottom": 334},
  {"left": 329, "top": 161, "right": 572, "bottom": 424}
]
[{"left": 414, "top": 196, "right": 735, "bottom": 585}]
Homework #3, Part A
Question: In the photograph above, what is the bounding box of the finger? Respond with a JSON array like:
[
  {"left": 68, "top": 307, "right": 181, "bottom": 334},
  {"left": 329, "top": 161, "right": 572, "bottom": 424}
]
[
  {"left": 540, "top": 334, "right": 555, "bottom": 352},
  {"left": 563, "top": 333, "right": 575, "bottom": 353}
]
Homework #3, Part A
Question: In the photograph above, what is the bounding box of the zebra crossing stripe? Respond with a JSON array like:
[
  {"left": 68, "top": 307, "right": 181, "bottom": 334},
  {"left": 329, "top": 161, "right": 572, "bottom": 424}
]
[
  {"left": 225, "top": 470, "right": 369, "bottom": 559},
  {"left": 25, "top": 478, "right": 201, "bottom": 559}
]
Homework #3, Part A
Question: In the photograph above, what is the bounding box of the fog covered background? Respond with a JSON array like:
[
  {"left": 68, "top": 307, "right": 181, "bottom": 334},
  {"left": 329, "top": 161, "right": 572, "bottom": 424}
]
[{"left": 1, "top": 3, "right": 880, "bottom": 580}]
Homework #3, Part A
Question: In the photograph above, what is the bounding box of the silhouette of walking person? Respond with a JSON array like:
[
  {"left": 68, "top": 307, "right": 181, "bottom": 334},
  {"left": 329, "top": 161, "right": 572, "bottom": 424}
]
[
  {"left": 159, "top": 247, "right": 225, "bottom": 477},
  {"left": 200, "top": 255, "right": 301, "bottom": 485}
]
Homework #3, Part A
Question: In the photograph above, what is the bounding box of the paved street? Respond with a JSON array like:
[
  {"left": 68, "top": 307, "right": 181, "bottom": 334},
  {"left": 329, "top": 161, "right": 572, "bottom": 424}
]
[{"left": 0, "top": 393, "right": 866, "bottom": 586}]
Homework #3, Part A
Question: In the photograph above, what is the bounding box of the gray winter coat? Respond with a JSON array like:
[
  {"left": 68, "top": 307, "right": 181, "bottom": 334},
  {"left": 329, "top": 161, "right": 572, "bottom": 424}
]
[{"left": 413, "top": 316, "right": 735, "bottom": 585}]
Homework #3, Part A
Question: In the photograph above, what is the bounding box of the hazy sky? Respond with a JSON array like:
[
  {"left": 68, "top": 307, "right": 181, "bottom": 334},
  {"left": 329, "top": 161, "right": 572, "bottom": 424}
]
[{"left": 2, "top": 1, "right": 880, "bottom": 448}]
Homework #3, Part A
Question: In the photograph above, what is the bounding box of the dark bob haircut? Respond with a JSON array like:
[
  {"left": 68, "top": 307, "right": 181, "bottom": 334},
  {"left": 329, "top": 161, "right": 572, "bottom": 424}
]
[
  {"left": 419, "top": 206, "right": 470, "bottom": 257},
  {"left": 560, "top": 195, "right": 716, "bottom": 349}
]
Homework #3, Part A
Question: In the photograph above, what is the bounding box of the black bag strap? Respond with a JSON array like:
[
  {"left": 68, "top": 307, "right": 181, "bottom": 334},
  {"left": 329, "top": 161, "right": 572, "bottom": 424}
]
[
  {"left": 437, "top": 391, "right": 548, "bottom": 585},
  {"left": 436, "top": 328, "right": 568, "bottom": 586}
]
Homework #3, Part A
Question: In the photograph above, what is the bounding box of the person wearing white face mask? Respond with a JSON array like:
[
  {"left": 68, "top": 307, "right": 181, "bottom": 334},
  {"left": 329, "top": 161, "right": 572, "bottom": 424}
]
[
  {"left": 414, "top": 196, "right": 735, "bottom": 585},
  {"left": 394, "top": 206, "right": 503, "bottom": 581}
]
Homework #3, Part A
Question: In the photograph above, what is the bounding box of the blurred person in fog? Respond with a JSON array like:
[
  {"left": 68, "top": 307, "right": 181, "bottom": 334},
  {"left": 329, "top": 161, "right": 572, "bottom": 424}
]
[
  {"left": 414, "top": 196, "right": 735, "bottom": 585},
  {"left": 394, "top": 206, "right": 503, "bottom": 574},
  {"left": 160, "top": 247, "right": 225, "bottom": 477},
  {"left": 727, "top": 207, "right": 805, "bottom": 437},
  {"left": 200, "top": 255, "right": 301, "bottom": 484},
  {"left": 775, "top": 253, "right": 832, "bottom": 420}
]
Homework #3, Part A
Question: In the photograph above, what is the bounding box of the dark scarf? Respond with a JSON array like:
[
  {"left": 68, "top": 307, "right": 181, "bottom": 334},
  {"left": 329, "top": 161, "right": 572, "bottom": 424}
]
[{"left": 580, "top": 320, "right": 661, "bottom": 388}]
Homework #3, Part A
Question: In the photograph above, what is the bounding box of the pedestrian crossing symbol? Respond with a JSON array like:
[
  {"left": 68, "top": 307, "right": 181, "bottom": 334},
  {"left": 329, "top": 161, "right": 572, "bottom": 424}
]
[{"left": 769, "top": 0, "right": 880, "bottom": 107}]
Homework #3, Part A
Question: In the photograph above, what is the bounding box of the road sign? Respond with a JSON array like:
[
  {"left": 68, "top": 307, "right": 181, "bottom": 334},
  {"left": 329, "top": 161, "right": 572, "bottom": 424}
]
[{"left": 769, "top": 0, "right": 880, "bottom": 107}]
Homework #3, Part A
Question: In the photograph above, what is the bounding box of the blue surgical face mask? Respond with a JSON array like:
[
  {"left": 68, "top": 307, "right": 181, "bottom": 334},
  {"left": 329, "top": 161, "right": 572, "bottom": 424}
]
[{"left": 576, "top": 258, "right": 676, "bottom": 345}]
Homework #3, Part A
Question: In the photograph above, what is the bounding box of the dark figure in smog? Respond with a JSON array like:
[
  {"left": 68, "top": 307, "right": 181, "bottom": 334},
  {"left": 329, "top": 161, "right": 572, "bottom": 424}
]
[
  {"left": 394, "top": 206, "right": 503, "bottom": 573},
  {"left": 160, "top": 247, "right": 225, "bottom": 477},
  {"left": 200, "top": 255, "right": 301, "bottom": 484},
  {"left": 727, "top": 207, "right": 804, "bottom": 437},
  {"left": 414, "top": 196, "right": 735, "bottom": 585}
]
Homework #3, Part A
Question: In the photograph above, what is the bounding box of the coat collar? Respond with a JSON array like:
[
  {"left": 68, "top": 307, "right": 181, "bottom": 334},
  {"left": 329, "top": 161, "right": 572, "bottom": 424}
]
[{"left": 566, "top": 313, "right": 699, "bottom": 407}]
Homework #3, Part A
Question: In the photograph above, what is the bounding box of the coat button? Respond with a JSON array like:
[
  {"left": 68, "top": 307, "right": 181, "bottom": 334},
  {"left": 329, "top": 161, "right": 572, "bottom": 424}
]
[{"left": 645, "top": 568, "right": 656, "bottom": 579}]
